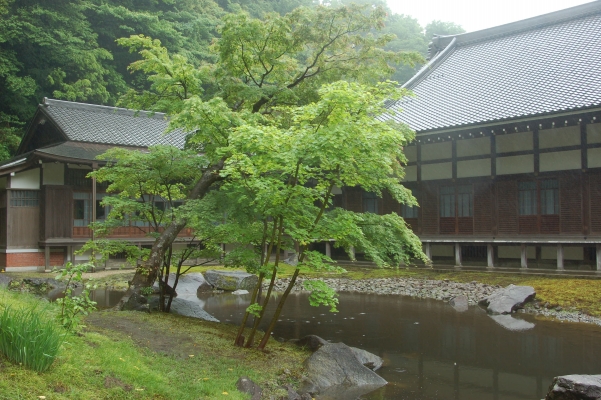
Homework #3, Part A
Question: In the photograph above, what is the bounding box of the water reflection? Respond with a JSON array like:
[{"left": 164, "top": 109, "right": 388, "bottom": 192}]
[{"left": 201, "top": 292, "right": 601, "bottom": 400}]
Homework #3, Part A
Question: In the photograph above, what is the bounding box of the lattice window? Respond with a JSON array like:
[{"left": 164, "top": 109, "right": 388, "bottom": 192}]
[
  {"left": 457, "top": 185, "right": 473, "bottom": 217},
  {"left": 540, "top": 179, "right": 559, "bottom": 215},
  {"left": 10, "top": 190, "right": 39, "bottom": 207},
  {"left": 440, "top": 186, "right": 455, "bottom": 217},
  {"left": 363, "top": 191, "right": 378, "bottom": 214},
  {"left": 518, "top": 181, "right": 537, "bottom": 215},
  {"left": 401, "top": 188, "right": 419, "bottom": 218}
]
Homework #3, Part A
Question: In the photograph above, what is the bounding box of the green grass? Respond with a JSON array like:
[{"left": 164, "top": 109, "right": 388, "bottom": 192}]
[
  {"left": 0, "top": 288, "right": 309, "bottom": 399},
  {"left": 0, "top": 294, "right": 64, "bottom": 372}
]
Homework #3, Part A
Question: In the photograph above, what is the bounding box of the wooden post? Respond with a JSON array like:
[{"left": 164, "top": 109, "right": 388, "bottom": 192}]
[
  {"left": 487, "top": 244, "right": 494, "bottom": 268},
  {"left": 520, "top": 244, "right": 528, "bottom": 268},
  {"left": 596, "top": 244, "right": 601, "bottom": 271},
  {"left": 44, "top": 246, "right": 50, "bottom": 272},
  {"left": 557, "top": 244, "right": 564, "bottom": 270},
  {"left": 424, "top": 242, "right": 432, "bottom": 262},
  {"left": 325, "top": 241, "right": 331, "bottom": 258},
  {"left": 455, "top": 243, "right": 462, "bottom": 267}
]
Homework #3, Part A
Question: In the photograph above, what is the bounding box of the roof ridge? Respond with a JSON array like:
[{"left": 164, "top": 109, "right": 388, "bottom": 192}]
[
  {"left": 431, "top": 1, "right": 601, "bottom": 50},
  {"left": 42, "top": 98, "right": 169, "bottom": 121}
]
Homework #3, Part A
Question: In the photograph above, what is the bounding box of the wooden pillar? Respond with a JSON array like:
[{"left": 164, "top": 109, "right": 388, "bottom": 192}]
[
  {"left": 66, "top": 245, "right": 72, "bottom": 265},
  {"left": 424, "top": 242, "right": 432, "bottom": 261},
  {"left": 325, "top": 241, "right": 331, "bottom": 258},
  {"left": 454, "top": 243, "right": 462, "bottom": 267},
  {"left": 520, "top": 244, "right": 528, "bottom": 268},
  {"left": 596, "top": 244, "right": 601, "bottom": 271},
  {"left": 487, "top": 244, "right": 494, "bottom": 268},
  {"left": 43, "top": 246, "right": 50, "bottom": 272},
  {"left": 557, "top": 244, "right": 564, "bottom": 270}
]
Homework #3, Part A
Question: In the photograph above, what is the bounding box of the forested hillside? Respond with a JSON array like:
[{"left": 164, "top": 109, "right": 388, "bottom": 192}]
[{"left": 0, "top": 0, "right": 463, "bottom": 161}]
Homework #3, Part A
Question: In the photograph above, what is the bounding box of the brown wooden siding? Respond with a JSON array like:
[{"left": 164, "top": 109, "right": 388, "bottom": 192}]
[
  {"left": 457, "top": 217, "right": 474, "bottom": 234},
  {"left": 344, "top": 187, "right": 362, "bottom": 213},
  {"left": 560, "top": 175, "right": 582, "bottom": 233},
  {"left": 382, "top": 191, "right": 398, "bottom": 215},
  {"left": 590, "top": 174, "right": 601, "bottom": 233},
  {"left": 496, "top": 180, "right": 518, "bottom": 235},
  {"left": 519, "top": 215, "right": 538, "bottom": 234},
  {"left": 439, "top": 217, "right": 455, "bottom": 234},
  {"left": 8, "top": 206, "right": 40, "bottom": 248},
  {"left": 474, "top": 182, "right": 492, "bottom": 234},
  {"left": 421, "top": 183, "right": 438, "bottom": 234},
  {"left": 41, "top": 186, "right": 73, "bottom": 240}
]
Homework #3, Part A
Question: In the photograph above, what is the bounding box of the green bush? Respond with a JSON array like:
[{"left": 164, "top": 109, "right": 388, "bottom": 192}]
[{"left": 0, "top": 304, "right": 64, "bottom": 372}]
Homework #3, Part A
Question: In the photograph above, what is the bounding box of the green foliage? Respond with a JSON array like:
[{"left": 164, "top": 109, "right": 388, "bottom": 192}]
[
  {"left": 246, "top": 302, "right": 262, "bottom": 317},
  {"left": 140, "top": 286, "right": 154, "bottom": 296},
  {"left": 425, "top": 20, "right": 466, "bottom": 41},
  {"left": 0, "top": 303, "right": 64, "bottom": 372},
  {"left": 54, "top": 262, "right": 97, "bottom": 332},
  {"left": 303, "top": 279, "right": 338, "bottom": 312}
]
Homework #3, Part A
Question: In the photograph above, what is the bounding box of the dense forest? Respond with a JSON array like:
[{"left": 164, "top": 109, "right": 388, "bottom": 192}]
[{"left": 0, "top": 0, "right": 463, "bottom": 161}]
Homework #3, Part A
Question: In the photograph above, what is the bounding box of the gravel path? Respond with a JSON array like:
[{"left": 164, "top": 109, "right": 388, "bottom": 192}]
[{"left": 265, "top": 277, "right": 601, "bottom": 327}]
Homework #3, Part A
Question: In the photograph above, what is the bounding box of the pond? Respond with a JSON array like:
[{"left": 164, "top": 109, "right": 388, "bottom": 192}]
[{"left": 93, "top": 289, "right": 601, "bottom": 400}]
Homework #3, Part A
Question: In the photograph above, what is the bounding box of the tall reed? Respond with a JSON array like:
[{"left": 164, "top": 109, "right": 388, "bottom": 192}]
[{"left": 0, "top": 304, "right": 64, "bottom": 372}]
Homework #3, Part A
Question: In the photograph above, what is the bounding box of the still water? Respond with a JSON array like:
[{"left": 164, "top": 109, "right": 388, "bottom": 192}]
[{"left": 198, "top": 292, "right": 601, "bottom": 400}]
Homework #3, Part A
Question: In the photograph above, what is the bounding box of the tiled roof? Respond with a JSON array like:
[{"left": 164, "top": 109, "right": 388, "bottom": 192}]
[
  {"left": 36, "top": 142, "right": 140, "bottom": 162},
  {"left": 387, "top": 1, "right": 601, "bottom": 133},
  {"left": 41, "top": 98, "right": 187, "bottom": 148}
]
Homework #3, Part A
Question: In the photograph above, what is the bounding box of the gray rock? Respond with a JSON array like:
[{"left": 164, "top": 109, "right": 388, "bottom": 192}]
[
  {"left": 301, "top": 342, "right": 386, "bottom": 396},
  {"left": 349, "top": 347, "right": 383, "bottom": 371},
  {"left": 232, "top": 289, "right": 249, "bottom": 295},
  {"left": 478, "top": 284, "right": 536, "bottom": 315},
  {"left": 168, "top": 298, "right": 219, "bottom": 322},
  {"left": 196, "top": 281, "right": 213, "bottom": 294},
  {"left": 236, "top": 376, "right": 262, "bottom": 400},
  {"left": 489, "top": 314, "right": 535, "bottom": 331},
  {"left": 155, "top": 273, "right": 207, "bottom": 298},
  {"left": 545, "top": 374, "right": 601, "bottom": 399},
  {"left": 449, "top": 295, "right": 469, "bottom": 312},
  {"left": 0, "top": 274, "right": 12, "bottom": 287},
  {"left": 204, "top": 270, "right": 258, "bottom": 291}
]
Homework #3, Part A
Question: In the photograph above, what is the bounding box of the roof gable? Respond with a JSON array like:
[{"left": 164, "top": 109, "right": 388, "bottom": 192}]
[
  {"left": 17, "top": 98, "right": 187, "bottom": 155},
  {"left": 389, "top": 1, "right": 601, "bottom": 133}
]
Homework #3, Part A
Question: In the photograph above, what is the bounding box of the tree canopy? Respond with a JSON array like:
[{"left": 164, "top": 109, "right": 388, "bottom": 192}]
[{"left": 0, "top": 0, "right": 464, "bottom": 161}]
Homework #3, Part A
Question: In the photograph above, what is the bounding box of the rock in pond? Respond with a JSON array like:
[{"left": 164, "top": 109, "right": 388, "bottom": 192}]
[
  {"left": 478, "top": 284, "right": 535, "bottom": 315},
  {"left": 349, "top": 346, "right": 383, "bottom": 371},
  {"left": 204, "top": 270, "right": 258, "bottom": 291},
  {"left": 154, "top": 272, "right": 207, "bottom": 298},
  {"left": 300, "top": 342, "right": 387, "bottom": 398},
  {"left": 545, "top": 374, "right": 601, "bottom": 399},
  {"left": 152, "top": 297, "right": 219, "bottom": 322},
  {"left": 232, "top": 289, "right": 249, "bottom": 295},
  {"left": 290, "top": 335, "right": 329, "bottom": 352},
  {"left": 489, "top": 314, "right": 535, "bottom": 331},
  {"left": 449, "top": 295, "right": 469, "bottom": 312}
]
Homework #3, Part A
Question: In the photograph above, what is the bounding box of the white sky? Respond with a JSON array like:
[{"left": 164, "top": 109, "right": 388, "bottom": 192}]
[{"left": 387, "top": 0, "right": 595, "bottom": 32}]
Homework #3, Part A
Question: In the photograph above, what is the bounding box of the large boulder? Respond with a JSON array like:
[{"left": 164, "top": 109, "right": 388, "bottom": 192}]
[
  {"left": 545, "top": 375, "right": 601, "bottom": 399},
  {"left": 290, "top": 335, "right": 329, "bottom": 352},
  {"left": 154, "top": 273, "right": 207, "bottom": 298},
  {"left": 449, "top": 295, "right": 469, "bottom": 312},
  {"left": 478, "top": 284, "right": 535, "bottom": 315},
  {"left": 236, "top": 376, "right": 262, "bottom": 400},
  {"left": 349, "top": 346, "right": 383, "bottom": 371},
  {"left": 204, "top": 270, "right": 258, "bottom": 291},
  {"left": 300, "top": 342, "right": 387, "bottom": 397},
  {"left": 165, "top": 298, "right": 219, "bottom": 322}
]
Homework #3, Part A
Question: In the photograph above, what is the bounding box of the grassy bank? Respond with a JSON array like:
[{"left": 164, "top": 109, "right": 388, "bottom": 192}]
[{"left": 0, "top": 288, "right": 308, "bottom": 399}]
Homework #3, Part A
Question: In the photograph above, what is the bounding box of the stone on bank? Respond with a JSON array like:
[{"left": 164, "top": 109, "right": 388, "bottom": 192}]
[{"left": 204, "top": 270, "right": 258, "bottom": 291}]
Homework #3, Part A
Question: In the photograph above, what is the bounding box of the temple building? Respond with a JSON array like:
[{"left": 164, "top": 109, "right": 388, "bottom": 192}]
[{"left": 340, "top": 1, "right": 601, "bottom": 270}]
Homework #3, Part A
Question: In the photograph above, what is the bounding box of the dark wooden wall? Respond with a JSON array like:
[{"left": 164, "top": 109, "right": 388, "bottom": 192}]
[
  {"left": 40, "top": 185, "right": 73, "bottom": 240},
  {"left": 343, "top": 170, "right": 601, "bottom": 237},
  {"left": 7, "top": 202, "right": 39, "bottom": 248}
]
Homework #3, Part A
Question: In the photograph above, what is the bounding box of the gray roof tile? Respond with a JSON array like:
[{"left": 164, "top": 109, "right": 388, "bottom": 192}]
[
  {"left": 388, "top": 3, "right": 601, "bottom": 132},
  {"left": 41, "top": 98, "right": 187, "bottom": 148}
]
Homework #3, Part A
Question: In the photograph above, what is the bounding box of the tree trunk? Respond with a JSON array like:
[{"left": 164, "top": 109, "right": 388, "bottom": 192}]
[{"left": 116, "top": 160, "right": 225, "bottom": 310}]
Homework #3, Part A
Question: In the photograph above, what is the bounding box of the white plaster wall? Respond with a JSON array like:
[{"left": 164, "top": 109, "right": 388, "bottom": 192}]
[
  {"left": 403, "top": 165, "right": 417, "bottom": 182},
  {"left": 457, "top": 158, "right": 491, "bottom": 178},
  {"left": 0, "top": 177, "right": 6, "bottom": 189},
  {"left": 457, "top": 136, "right": 490, "bottom": 157},
  {"left": 10, "top": 168, "right": 40, "bottom": 189},
  {"left": 496, "top": 132, "right": 533, "bottom": 153},
  {"left": 541, "top": 246, "right": 557, "bottom": 260},
  {"left": 587, "top": 147, "right": 601, "bottom": 168},
  {"left": 564, "top": 247, "right": 584, "bottom": 261},
  {"left": 332, "top": 186, "right": 343, "bottom": 195},
  {"left": 420, "top": 142, "right": 451, "bottom": 161},
  {"left": 42, "top": 163, "right": 65, "bottom": 185},
  {"left": 404, "top": 146, "right": 417, "bottom": 163},
  {"left": 539, "top": 150, "right": 581, "bottom": 172},
  {"left": 539, "top": 126, "right": 580, "bottom": 149},
  {"left": 432, "top": 245, "right": 453, "bottom": 257},
  {"left": 587, "top": 123, "right": 601, "bottom": 144},
  {"left": 496, "top": 155, "right": 534, "bottom": 175},
  {"left": 421, "top": 162, "right": 452, "bottom": 181},
  {"left": 498, "top": 246, "right": 535, "bottom": 259}
]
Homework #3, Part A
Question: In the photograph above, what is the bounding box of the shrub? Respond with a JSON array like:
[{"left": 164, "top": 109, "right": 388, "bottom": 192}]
[
  {"left": 0, "top": 304, "right": 64, "bottom": 372},
  {"left": 54, "top": 262, "right": 97, "bottom": 331}
]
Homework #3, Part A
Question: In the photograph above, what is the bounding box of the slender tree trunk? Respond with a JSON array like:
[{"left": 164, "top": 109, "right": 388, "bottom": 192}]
[{"left": 117, "top": 160, "right": 225, "bottom": 310}]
